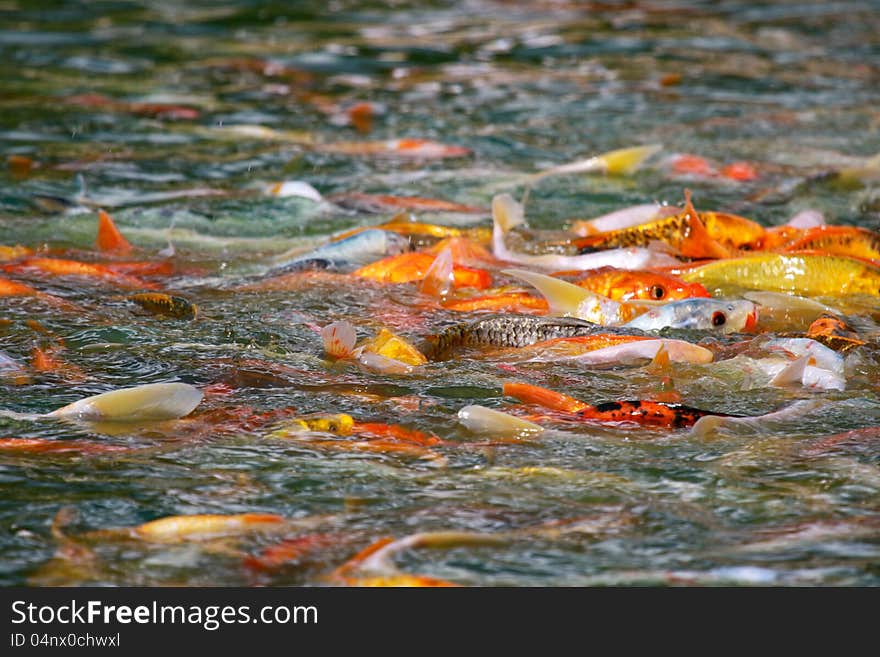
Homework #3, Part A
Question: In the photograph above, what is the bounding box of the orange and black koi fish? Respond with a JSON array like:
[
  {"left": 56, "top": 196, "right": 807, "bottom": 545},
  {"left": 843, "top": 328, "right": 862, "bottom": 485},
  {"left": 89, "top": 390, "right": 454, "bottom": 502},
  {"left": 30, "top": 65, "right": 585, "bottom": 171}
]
[
  {"left": 127, "top": 293, "right": 198, "bottom": 320},
  {"left": 503, "top": 382, "right": 734, "bottom": 429},
  {"left": 567, "top": 190, "right": 731, "bottom": 259}
]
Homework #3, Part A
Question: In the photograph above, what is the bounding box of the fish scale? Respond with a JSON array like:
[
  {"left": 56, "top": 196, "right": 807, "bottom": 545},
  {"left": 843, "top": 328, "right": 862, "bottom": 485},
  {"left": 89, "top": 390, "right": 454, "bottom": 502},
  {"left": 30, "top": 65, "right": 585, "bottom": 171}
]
[{"left": 420, "top": 315, "right": 621, "bottom": 359}]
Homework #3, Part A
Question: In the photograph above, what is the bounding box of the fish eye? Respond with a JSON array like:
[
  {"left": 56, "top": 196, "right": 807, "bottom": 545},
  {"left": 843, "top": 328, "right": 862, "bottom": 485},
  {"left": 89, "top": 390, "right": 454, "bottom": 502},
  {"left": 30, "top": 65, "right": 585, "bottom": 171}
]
[
  {"left": 711, "top": 311, "right": 727, "bottom": 327},
  {"left": 650, "top": 284, "right": 666, "bottom": 300}
]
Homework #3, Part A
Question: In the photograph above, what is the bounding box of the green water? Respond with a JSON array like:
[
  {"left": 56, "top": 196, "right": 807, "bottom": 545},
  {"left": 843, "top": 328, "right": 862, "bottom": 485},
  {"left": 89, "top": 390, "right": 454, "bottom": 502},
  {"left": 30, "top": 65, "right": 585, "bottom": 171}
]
[{"left": 1, "top": 0, "right": 879, "bottom": 586}]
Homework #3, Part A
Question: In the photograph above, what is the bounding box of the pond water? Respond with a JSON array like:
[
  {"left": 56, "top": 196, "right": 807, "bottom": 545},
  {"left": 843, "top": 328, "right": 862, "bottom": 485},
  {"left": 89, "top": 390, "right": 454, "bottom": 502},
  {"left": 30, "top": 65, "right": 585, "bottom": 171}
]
[{"left": 1, "top": 0, "right": 879, "bottom": 586}]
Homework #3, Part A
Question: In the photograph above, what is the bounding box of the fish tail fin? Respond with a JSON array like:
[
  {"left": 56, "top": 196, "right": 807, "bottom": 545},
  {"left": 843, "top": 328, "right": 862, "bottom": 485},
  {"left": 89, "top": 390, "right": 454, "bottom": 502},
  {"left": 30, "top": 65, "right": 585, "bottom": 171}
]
[
  {"left": 503, "top": 382, "right": 588, "bottom": 413},
  {"left": 680, "top": 189, "right": 731, "bottom": 259},
  {"left": 503, "top": 268, "right": 621, "bottom": 323},
  {"left": 321, "top": 321, "right": 357, "bottom": 359},
  {"left": 599, "top": 143, "right": 663, "bottom": 175},
  {"left": 648, "top": 342, "right": 671, "bottom": 370},
  {"left": 529, "top": 144, "right": 663, "bottom": 182},
  {"left": 492, "top": 194, "right": 526, "bottom": 235},
  {"left": 420, "top": 248, "right": 454, "bottom": 297},
  {"left": 95, "top": 209, "right": 134, "bottom": 254},
  {"left": 770, "top": 355, "right": 811, "bottom": 387}
]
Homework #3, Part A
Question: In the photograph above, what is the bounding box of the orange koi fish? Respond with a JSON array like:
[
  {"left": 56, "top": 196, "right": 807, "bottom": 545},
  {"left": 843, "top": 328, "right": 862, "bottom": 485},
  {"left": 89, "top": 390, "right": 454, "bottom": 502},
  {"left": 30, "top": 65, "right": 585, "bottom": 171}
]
[
  {"left": 3, "top": 257, "right": 157, "bottom": 289},
  {"left": 560, "top": 267, "right": 710, "bottom": 301},
  {"left": 442, "top": 291, "right": 548, "bottom": 314},
  {"left": 0, "top": 438, "right": 129, "bottom": 454},
  {"left": 115, "top": 514, "right": 287, "bottom": 543},
  {"left": 95, "top": 209, "right": 133, "bottom": 254},
  {"left": 670, "top": 154, "right": 759, "bottom": 182},
  {"left": 31, "top": 345, "right": 88, "bottom": 382},
  {"left": 0, "top": 276, "right": 81, "bottom": 310},
  {"left": 0, "top": 245, "right": 34, "bottom": 261},
  {"left": 0, "top": 276, "right": 41, "bottom": 297},
  {"left": 781, "top": 225, "right": 880, "bottom": 262},
  {"left": 243, "top": 533, "right": 343, "bottom": 571},
  {"left": 353, "top": 252, "right": 492, "bottom": 289},
  {"left": 503, "top": 382, "right": 733, "bottom": 429}
]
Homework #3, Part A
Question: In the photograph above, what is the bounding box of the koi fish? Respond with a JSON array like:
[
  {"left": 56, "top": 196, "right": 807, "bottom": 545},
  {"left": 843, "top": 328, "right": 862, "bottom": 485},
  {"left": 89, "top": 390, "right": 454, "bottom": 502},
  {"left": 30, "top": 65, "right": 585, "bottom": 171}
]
[
  {"left": 331, "top": 221, "right": 492, "bottom": 250},
  {"left": 0, "top": 438, "right": 128, "bottom": 454},
  {"left": 526, "top": 144, "right": 663, "bottom": 184},
  {"left": 442, "top": 290, "right": 549, "bottom": 314},
  {"left": 83, "top": 513, "right": 289, "bottom": 544},
  {"left": 2, "top": 257, "right": 156, "bottom": 290},
  {"left": 65, "top": 93, "right": 200, "bottom": 120},
  {"left": 0, "top": 245, "right": 34, "bottom": 261},
  {"left": 317, "top": 138, "right": 471, "bottom": 159},
  {"left": 352, "top": 252, "right": 492, "bottom": 289},
  {"left": 457, "top": 405, "right": 544, "bottom": 438},
  {"left": 330, "top": 531, "right": 504, "bottom": 586},
  {"left": 271, "top": 229, "right": 411, "bottom": 273},
  {"left": 43, "top": 382, "right": 203, "bottom": 422},
  {"left": 622, "top": 298, "right": 758, "bottom": 333},
  {"left": 503, "top": 382, "right": 732, "bottom": 429},
  {"left": 567, "top": 190, "right": 732, "bottom": 259},
  {"left": 506, "top": 268, "right": 757, "bottom": 333},
  {"left": 492, "top": 194, "right": 680, "bottom": 271},
  {"left": 563, "top": 267, "right": 710, "bottom": 302},
  {"left": 515, "top": 335, "right": 714, "bottom": 365},
  {"left": 31, "top": 345, "right": 88, "bottom": 382},
  {"left": 419, "top": 315, "right": 604, "bottom": 360},
  {"left": 244, "top": 533, "right": 345, "bottom": 571},
  {"left": 805, "top": 313, "right": 865, "bottom": 352},
  {"left": 127, "top": 293, "right": 198, "bottom": 320},
  {"left": 570, "top": 204, "right": 677, "bottom": 237},
  {"left": 781, "top": 226, "right": 880, "bottom": 262},
  {"left": 679, "top": 253, "right": 880, "bottom": 297}
]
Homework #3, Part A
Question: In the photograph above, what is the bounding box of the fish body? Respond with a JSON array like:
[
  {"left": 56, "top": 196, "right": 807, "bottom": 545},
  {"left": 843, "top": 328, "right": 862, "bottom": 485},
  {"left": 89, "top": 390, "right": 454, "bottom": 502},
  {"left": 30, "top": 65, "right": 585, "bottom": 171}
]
[
  {"left": 420, "top": 315, "right": 604, "bottom": 360},
  {"left": 680, "top": 254, "right": 880, "bottom": 297},
  {"left": 272, "top": 229, "right": 410, "bottom": 273},
  {"left": 781, "top": 226, "right": 880, "bottom": 262},
  {"left": 502, "top": 382, "right": 731, "bottom": 428},
  {"left": 353, "top": 252, "right": 491, "bottom": 289},
  {"left": 492, "top": 194, "right": 679, "bottom": 271},
  {"left": 571, "top": 210, "right": 729, "bottom": 258},
  {"left": 622, "top": 298, "right": 758, "bottom": 333},
  {"left": 506, "top": 268, "right": 756, "bottom": 332},
  {"left": 565, "top": 267, "right": 710, "bottom": 302},
  {"left": 128, "top": 293, "right": 198, "bottom": 320},
  {"left": 509, "top": 334, "right": 712, "bottom": 364}
]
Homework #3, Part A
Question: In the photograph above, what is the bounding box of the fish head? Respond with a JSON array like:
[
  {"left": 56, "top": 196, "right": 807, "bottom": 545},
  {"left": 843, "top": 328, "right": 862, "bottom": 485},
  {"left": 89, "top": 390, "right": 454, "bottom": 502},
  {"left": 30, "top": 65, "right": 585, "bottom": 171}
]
[
  {"left": 701, "top": 299, "right": 758, "bottom": 333},
  {"left": 385, "top": 230, "right": 413, "bottom": 256}
]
